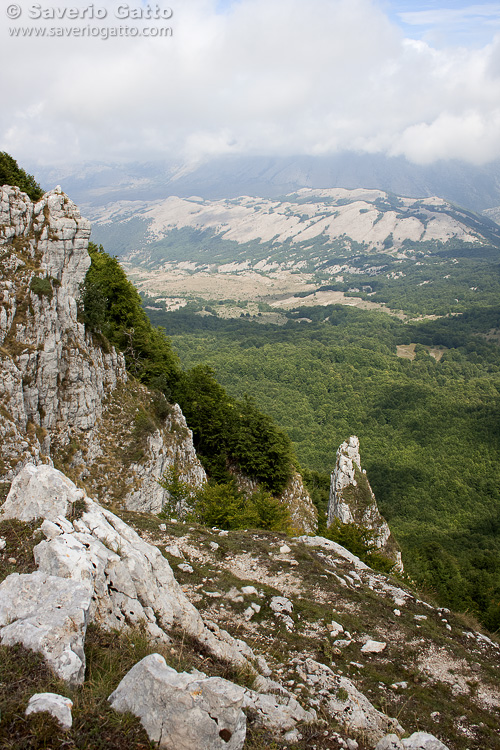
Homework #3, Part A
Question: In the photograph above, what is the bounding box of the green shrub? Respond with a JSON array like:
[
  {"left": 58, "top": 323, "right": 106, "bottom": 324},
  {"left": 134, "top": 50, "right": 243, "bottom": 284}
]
[
  {"left": 0, "top": 152, "right": 44, "bottom": 201},
  {"left": 29, "top": 276, "right": 53, "bottom": 300},
  {"left": 190, "top": 482, "right": 291, "bottom": 533}
]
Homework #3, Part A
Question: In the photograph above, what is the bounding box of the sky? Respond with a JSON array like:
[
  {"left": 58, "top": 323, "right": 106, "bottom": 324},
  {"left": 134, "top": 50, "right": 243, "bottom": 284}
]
[{"left": 1, "top": 0, "right": 500, "bottom": 168}]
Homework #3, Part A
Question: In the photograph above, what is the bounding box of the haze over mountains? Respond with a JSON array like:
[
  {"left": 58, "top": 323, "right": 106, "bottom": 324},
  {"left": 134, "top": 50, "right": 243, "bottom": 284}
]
[{"left": 31, "top": 153, "right": 500, "bottom": 214}]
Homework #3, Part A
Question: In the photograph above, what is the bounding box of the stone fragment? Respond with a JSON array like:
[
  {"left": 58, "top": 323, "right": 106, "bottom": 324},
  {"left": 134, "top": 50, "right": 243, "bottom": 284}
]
[
  {"left": 166, "top": 544, "right": 183, "bottom": 557},
  {"left": 375, "top": 736, "right": 404, "bottom": 750},
  {"left": 375, "top": 733, "right": 450, "bottom": 750},
  {"left": 25, "top": 693, "right": 73, "bottom": 729},
  {"left": 402, "top": 733, "right": 450, "bottom": 750},
  {"left": 0, "top": 572, "right": 91, "bottom": 685},
  {"left": 279, "top": 544, "right": 291, "bottom": 554},
  {"left": 270, "top": 596, "right": 293, "bottom": 614},
  {"left": 328, "top": 620, "right": 344, "bottom": 637},
  {"left": 361, "top": 639, "right": 387, "bottom": 654},
  {"left": 108, "top": 654, "right": 246, "bottom": 750},
  {"left": 241, "top": 586, "right": 258, "bottom": 596},
  {"left": 0, "top": 464, "right": 84, "bottom": 522},
  {"left": 244, "top": 606, "right": 256, "bottom": 621},
  {"left": 210, "top": 541, "right": 220, "bottom": 551},
  {"left": 242, "top": 687, "right": 315, "bottom": 731},
  {"left": 178, "top": 563, "right": 194, "bottom": 573},
  {"left": 0, "top": 537, "right": 6, "bottom": 551}
]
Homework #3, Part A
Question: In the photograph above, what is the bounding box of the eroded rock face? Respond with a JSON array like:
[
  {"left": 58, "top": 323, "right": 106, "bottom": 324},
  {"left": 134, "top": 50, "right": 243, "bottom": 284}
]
[
  {"left": 0, "top": 185, "right": 205, "bottom": 512},
  {"left": 9, "top": 464, "right": 257, "bottom": 674},
  {"left": 327, "top": 436, "right": 401, "bottom": 568},
  {"left": 0, "top": 571, "right": 91, "bottom": 685},
  {"left": 108, "top": 655, "right": 247, "bottom": 750}
]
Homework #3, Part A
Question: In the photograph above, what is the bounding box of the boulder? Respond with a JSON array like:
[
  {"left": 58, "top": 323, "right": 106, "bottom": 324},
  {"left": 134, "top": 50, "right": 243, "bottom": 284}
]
[
  {"left": 0, "top": 463, "right": 84, "bottom": 522},
  {"left": 25, "top": 693, "right": 73, "bottom": 729},
  {"left": 375, "top": 734, "right": 450, "bottom": 750},
  {"left": 403, "top": 733, "right": 450, "bottom": 750},
  {"left": 0, "top": 572, "right": 91, "bottom": 685},
  {"left": 108, "top": 654, "right": 246, "bottom": 750}
]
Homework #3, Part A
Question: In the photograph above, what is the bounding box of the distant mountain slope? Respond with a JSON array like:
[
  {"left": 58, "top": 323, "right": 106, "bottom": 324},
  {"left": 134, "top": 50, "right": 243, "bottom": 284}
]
[
  {"left": 32, "top": 153, "right": 500, "bottom": 212},
  {"left": 89, "top": 188, "right": 500, "bottom": 273}
]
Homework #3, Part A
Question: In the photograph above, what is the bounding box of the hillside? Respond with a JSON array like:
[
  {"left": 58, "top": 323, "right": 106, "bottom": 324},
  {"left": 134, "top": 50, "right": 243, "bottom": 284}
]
[
  {"left": 88, "top": 188, "right": 500, "bottom": 319},
  {"left": 1, "top": 170, "right": 499, "bottom": 748}
]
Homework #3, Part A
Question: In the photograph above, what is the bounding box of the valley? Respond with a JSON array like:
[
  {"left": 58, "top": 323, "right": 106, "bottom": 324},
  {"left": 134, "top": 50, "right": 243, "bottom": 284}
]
[{"left": 88, "top": 186, "right": 500, "bottom": 632}]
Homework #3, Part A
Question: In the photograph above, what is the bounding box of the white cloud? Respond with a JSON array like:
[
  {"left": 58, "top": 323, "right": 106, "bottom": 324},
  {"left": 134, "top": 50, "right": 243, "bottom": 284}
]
[{"left": 1, "top": 0, "right": 500, "bottom": 166}]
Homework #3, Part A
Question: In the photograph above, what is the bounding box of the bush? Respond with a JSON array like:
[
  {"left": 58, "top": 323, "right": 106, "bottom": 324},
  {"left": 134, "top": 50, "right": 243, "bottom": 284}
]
[
  {"left": 29, "top": 276, "right": 53, "bottom": 300},
  {"left": 0, "top": 152, "right": 44, "bottom": 201},
  {"left": 190, "top": 482, "right": 291, "bottom": 533}
]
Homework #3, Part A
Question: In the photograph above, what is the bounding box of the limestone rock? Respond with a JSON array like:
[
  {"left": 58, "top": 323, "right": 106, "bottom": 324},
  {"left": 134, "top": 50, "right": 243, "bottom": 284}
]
[
  {"left": 294, "top": 534, "right": 369, "bottom": 570},
  {"left": 0, "top": 463, "right": 84, "bottom": 522},
  {"left": 327, "top": 436, "right": 402, "bottom": 568},
  {"left": 403, "top": 733, "right": 450, "bottom": 750},
  {"left": 25, "top": 693, "right": 73, "bottom": 729},
  {"left": 297, "top": 658, "right": 403, "bottom": 744},
  {"left": 0, "top": 185, "right": 205, "bottom": 512},
  {"left": 8, "top": 464, "right": 256, "bottom": 672},
  {"left": 0, "top": 571, "right": 91, "bottom": 685},
  {"left": 375, "top": 734, "right": 450, "bottom": 750},
  {"left": 361, "top": 639, "right": 387, "bottom": 654},
  {"left": 242, "top": 685, "right": 315, "bottom": 731},
  {"left": 108, "top": 654, "right": 246, "bottom": 750}
]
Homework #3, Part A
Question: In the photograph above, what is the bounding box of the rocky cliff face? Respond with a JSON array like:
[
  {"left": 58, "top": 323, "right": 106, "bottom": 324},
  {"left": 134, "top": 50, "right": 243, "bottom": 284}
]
[
  {"left": 0, "top": 185, "right": 205, "bottom": 511},
  {"left": 328, "top": 437, "right": 401, "bottom": 568}
]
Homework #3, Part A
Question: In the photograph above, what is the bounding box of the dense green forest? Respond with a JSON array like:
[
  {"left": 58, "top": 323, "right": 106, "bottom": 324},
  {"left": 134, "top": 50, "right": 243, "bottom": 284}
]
[
  {"left": 145, "top": 302, "right": 500, "bottom": 630},
  {"left": 80, "top": 243, "right": 294, "bottom": 495}
]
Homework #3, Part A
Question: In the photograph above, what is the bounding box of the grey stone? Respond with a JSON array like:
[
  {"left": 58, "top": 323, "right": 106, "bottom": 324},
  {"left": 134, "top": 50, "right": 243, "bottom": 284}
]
[
  {"left": 109, "top": 654, "right": 246, "bottom": 750},
  {"left": 361, "top": 639, "right": 387, "bottom": 654},
  {"left": 0, "top": 463, "right": 83, "bottom": 522},
  {"left": 298, "top": 658, "right": 403, "bottom": 745},
  {"left": 402, "top": 732, "right": 450, "bottom": 750},
  {"left": 375, "top": 736, "right": 404, "bottom": 750},
  {"left": 270, "top": 596, "right": 293, "bottom": 614},
  {"left": 25, "top": 692, "right": 73, "bottom": 729},
  {"left": 0, "top": 572, "right": 91, "bottom": 685}
]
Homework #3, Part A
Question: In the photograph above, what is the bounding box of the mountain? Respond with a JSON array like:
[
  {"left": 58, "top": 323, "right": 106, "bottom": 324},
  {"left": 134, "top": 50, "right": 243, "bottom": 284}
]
[
  {"left": 88, "top": 188, "right": 500, "bottom": 272},
  {"left": 30, "top": 154, "right": 500, "bottom": 212},
  {"left": 0, "top": 179, "right": 499, "bottom": 749}
]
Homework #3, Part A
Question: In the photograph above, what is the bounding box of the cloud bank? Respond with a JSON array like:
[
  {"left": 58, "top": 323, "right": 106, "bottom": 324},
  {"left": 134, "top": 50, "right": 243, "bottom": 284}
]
[{"left": 1, "top": 0, "right": 500, "bottom": 166}]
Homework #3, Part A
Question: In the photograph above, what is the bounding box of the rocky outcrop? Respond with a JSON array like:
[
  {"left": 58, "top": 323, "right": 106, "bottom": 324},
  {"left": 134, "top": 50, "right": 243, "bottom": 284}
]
[
  {"left": 2, "top": 464, "right": 256, "bottom": 670},
  {"left": 108, "top": 655, "right": 247, "bottom": 750},
  {"left": 0, "top": 571, "right": 91, "bottom": 685},
  {"left": 328, "top": 436, "right": 401, "bottom": 568},
  {"left": 0, "top": 185, "right": 205, "bottom": 512}
]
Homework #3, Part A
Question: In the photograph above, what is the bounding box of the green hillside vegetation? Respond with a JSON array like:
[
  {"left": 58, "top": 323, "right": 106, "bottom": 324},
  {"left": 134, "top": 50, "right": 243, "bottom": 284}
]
[
  {"left": 149, "top": 303, "right": 500, "bottom": 631},
  {"left": 79, "top": 243, "right": 294, "bottom": 498},
  {"left": 0, "top": 152, "right": 44, "bottom": 202}
]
